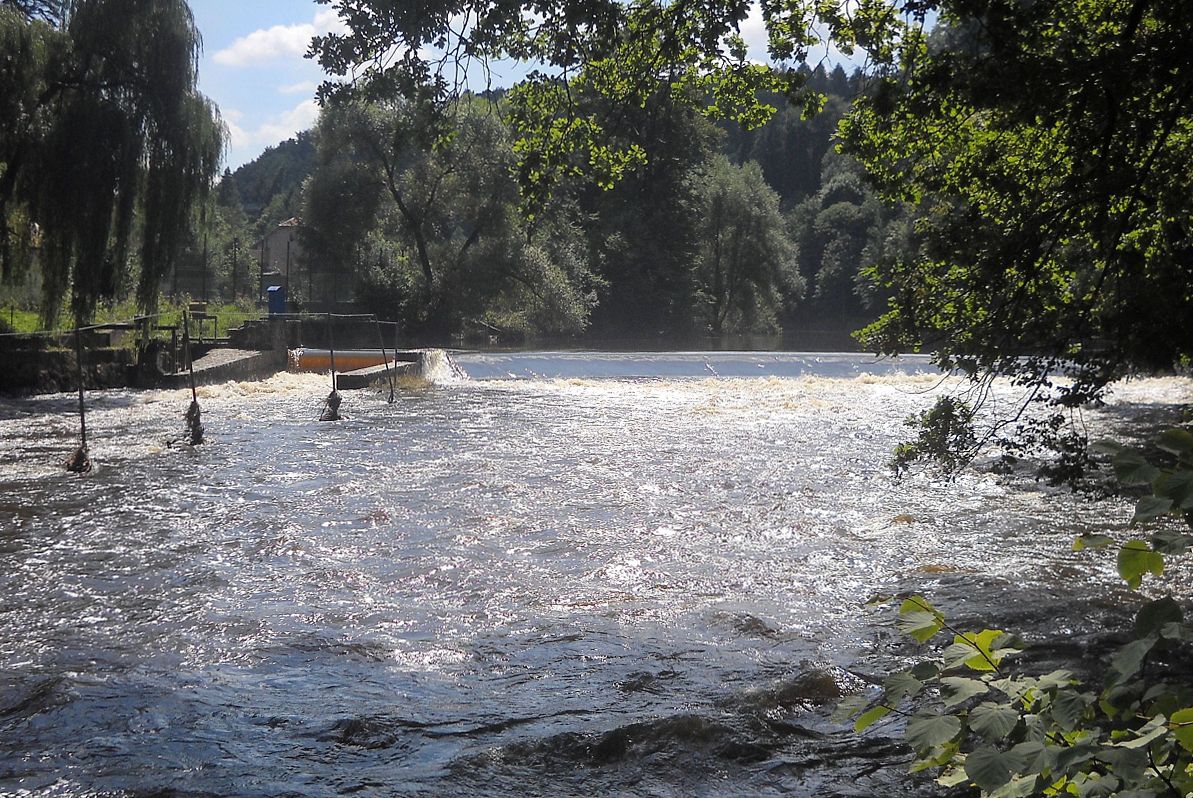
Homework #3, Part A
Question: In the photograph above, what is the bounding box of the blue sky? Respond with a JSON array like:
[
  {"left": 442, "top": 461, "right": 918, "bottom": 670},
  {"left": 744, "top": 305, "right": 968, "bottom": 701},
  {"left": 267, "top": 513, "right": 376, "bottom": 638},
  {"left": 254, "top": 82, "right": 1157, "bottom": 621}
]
[
  {"left": 192, "top": 1, "right": 846, "bottom": 172},
  {"left": 193, "top": 0, "right": 332, "bottom": 171}
]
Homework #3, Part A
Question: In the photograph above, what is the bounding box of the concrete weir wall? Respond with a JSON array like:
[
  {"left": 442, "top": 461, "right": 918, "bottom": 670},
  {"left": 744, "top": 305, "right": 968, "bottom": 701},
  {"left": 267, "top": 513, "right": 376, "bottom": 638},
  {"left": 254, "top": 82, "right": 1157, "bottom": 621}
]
[
  {"left": 0, "top": 317, "right": 431, "bottom": 394},
  {"left": 0, "top": 347, "right": 135, "bottom": 393}
]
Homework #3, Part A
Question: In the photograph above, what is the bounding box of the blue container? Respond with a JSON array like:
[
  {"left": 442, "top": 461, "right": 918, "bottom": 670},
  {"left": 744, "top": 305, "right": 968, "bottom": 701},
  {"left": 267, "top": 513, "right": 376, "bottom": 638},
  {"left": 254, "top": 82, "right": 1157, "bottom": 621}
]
[{"left": 267, "top": 285, "right": 285, "bottom": 314}]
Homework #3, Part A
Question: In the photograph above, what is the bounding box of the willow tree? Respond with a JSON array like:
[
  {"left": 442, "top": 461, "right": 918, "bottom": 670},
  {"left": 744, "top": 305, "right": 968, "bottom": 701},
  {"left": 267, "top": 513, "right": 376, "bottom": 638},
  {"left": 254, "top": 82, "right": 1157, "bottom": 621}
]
[
  {"left": 694, "top": 156, "right": 799, "bottom": 336},
  {"left": 0, "top": 0, "right": 223, "bottom": 325}
]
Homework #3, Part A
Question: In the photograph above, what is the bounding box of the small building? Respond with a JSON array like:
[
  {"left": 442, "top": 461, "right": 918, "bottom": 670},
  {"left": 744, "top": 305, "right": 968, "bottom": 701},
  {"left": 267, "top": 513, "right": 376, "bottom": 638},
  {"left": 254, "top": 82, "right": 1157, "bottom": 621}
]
[{"left": 256, "top": 217, "right": 302, "bottom": 303}]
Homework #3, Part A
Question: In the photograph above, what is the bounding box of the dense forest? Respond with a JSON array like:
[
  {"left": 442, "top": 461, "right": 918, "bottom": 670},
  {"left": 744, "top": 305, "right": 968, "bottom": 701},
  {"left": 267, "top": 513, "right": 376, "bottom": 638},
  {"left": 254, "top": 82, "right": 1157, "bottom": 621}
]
[{"left": 208, "top": 65, "right": 906, "bottom": 344}]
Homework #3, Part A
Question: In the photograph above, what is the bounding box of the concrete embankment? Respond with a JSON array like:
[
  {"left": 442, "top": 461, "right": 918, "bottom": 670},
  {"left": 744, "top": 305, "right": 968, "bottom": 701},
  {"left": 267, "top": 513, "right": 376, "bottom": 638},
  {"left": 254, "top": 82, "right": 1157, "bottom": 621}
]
[
  {"left": 156, "top": 348, "right": 287, "bottom": 389},
  {"left": 0, "top": 342, "right": 134, "bottom": 394}
]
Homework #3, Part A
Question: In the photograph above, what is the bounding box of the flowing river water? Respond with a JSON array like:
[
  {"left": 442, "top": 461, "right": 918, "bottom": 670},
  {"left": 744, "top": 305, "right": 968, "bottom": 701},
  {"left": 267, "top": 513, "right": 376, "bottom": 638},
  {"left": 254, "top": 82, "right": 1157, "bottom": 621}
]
[{"left": 0, "top": 352, "right": 1188, "bottom": 797}]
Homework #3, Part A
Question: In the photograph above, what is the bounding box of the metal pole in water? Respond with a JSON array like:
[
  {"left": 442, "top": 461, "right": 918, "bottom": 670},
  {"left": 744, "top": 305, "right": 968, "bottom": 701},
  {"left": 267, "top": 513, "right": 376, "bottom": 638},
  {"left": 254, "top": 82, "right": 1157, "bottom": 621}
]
[
  {"left": 376, "top": 319, "right": 396, "bottom": 400},
  {"left": 375, "top": 318, "right": 395, "bottom": 403},
  {"left": 66, "top": 327, "right": 91, "bottom": 473},
  {"left": 183, "top": 311, "right": 203, "bottom": 445},
  {"left": 327, "top": 312, "right": 337, "bottom": 389}
]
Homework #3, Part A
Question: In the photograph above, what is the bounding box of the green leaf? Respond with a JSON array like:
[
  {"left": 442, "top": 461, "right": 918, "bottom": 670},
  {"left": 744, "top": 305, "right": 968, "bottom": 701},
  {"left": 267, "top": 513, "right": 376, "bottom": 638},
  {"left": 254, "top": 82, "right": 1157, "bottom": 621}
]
[
  {"left": 987, "top": 774, "right": 1038, "bottom": 798},
  {"left": 832, "top": 693, "right": 870, "bottom": 724},
  {"left": 1075, "top": 773, "right": 1119, "bottom": 797},
  {"left": 1135, "top": 597, "right": 1183, "bottom": 639},
  {"left": 911, "top": 660, "right": 941, "bottom": 681},
  {"left": 909, "top": 741, "right": 959, "bottom": 772},
  {"left": 942, "top": 642, "right": 980, "bottom": 670},
  {"left": 1095, "top": 745, "right": 1149, "bottom": 784},
  {"left": 1053, "top": 736, "right": 1101, "bottom": 772},
  {"left": 1090, "top": 439, "right": 1125, "bottom": 456},
  {"left": 854, "top": 704, "right": 891, "bottom": 732},
  {"left": 1073, "top": 534, "right": 1114, "bottom": 551},
  {"left": 1156, "top": 428, "right": 1193, "bottom": 458},
  {"left": 1133, "top": 495, "right": 1173, "bottom": 523},
  {"left": 883, "top": 671, "right": 924, "bottom": 704},
  {"left": 1151, "top": 531, "right": 1193, "bottom": 555},
  {"left": 1171, "top": 707, "right": 1193, "bottom": 752},
  {"left": 1116, "top": 715, "right": 1168, "bottom": 749},
  {"left": 1156, "top": 468, "right": 1193, "bottom": 509},
  {"left": 936, "top": 765, "right": 969, "bottom": 787},
  {"left": 964, "top": 745, "right": 1026, "bottom": 792},
  {"left": 1037, "top": 669, "right": 1077, "bottom": 689},
  {"left": 1050, "top": 689, "right": 1092, "bottom": 731},
  {"left": 940, "top": 676, "right": 990, "bottom": 707},
  {"left": 969, "top": 701, "right": 1020, "bottom": 741},
  {"left": 1110, "top": 636, "right": 1157, "bottom": 682},
  {"left": 906, "top": 713, "right": 963, "bottom": 750},
  {"left": 949, "top": 629, "right": 1007, "bottom": 672},
  {"left": 1117, "top": 541, "right": 1164, "bottom": 589},
  {"left": 1114, "top": 451, "right": 1160, "bottom": 486},
  {"left": 897, "top": 596, "right": 944, "bottom": 642},
  {"left": 1008, "top": 739, "right": 1050, "bottom": 772}
]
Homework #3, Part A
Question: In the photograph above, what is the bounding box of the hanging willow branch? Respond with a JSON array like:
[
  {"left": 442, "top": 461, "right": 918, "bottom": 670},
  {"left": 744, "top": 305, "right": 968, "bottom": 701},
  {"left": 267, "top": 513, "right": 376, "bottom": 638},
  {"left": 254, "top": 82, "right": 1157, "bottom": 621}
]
[{"left": 0, "top": 0, "right": 224, "bottom": 326}]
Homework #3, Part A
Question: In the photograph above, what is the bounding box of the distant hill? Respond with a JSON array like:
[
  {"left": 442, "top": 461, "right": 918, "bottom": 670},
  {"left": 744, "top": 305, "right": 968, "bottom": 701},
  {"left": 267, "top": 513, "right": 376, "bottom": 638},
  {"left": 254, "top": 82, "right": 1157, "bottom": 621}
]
[{"left": 223, "top": 131, "right": 317, "bottom": 221}]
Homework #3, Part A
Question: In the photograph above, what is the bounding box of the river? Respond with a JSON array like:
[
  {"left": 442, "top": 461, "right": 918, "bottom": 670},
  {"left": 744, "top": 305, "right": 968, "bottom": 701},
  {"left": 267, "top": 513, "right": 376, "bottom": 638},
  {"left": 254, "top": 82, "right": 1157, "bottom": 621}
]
[{"left": 0, "top": 352, "right": 1187, "bottom": 797}]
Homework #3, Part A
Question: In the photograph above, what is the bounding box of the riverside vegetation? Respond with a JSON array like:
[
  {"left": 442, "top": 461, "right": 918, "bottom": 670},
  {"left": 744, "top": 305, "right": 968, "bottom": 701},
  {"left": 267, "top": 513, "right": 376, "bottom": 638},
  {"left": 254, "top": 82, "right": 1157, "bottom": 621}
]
[
  {"left": 2, "top": 1, "right": 1191, "bottom": 794},
  {"left": 840, "top": 431, "right": 1193, "bottom": 797}
]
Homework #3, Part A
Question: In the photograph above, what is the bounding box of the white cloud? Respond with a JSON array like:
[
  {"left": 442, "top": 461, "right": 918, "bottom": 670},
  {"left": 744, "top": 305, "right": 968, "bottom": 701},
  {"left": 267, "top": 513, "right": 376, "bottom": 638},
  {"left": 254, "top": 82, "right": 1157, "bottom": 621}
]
[
  {"left": 222, "top": 99, "right": 319, "bottom": 153},
  {"left": 257, "top": 99, "right": 321, "bottom": 143},
  {"left": 221, "top": 108, "right": 250, "bottom": 151},
  {"left": 214, "top": 9, "right": 345, "bottom": 67},
  {"left": 279, "top": 80, "right": 318, "bottom": 95},
  {"left": 740, "top": 2, "right": 770, "bottom": 62}
]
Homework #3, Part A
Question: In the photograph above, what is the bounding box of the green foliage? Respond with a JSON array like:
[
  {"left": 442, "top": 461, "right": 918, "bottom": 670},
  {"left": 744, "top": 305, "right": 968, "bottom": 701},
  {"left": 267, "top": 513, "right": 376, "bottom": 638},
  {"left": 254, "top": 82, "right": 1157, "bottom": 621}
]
[
  {"left": 890, "top": 396, "right": 977, "bottom": 476},
  {"left": 846, "top": 1, "right": 1193, "bottom": 411},
  {"left": 0, "top": 1, "right": 223, "bottom": 325},
  {"left": 692, "top": 156, "right": 800, "bottom": 335},
  {"left": 787, "top": 152, "right": 910, "bottom": 325},
  {"left": 841, "top": 430, "right": 1193, "bottom": 797},
  {"left": 308, "top": 0, "right": 924, "bottom": 212},
  {"left": 302, "top": 96, "right": 601, "bottom": 337},
  {"left": 221, "top": 132, "right": 316, "bottom": 224}
]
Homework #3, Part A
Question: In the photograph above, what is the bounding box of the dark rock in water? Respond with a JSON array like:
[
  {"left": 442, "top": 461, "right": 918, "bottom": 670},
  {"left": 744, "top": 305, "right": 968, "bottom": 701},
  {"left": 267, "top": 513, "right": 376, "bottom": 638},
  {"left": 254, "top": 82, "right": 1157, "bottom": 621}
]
[
  {"left": 0, "top": 676, "right": 64, "bottom": 717},
  {"left": 486, "top": 713, "right": 775, "bottom": 769},
  {"left": 727, "top": 667, "right": 854, "bottom": 714},
  {"left": 616, "top": 670, "right": 680, "bottom": 694},
  {"left": 319, "top": 716, "right": 400, "bottom": 749},
  {"left": 708, "top": 609, "right": 782, "bottom": 639}
]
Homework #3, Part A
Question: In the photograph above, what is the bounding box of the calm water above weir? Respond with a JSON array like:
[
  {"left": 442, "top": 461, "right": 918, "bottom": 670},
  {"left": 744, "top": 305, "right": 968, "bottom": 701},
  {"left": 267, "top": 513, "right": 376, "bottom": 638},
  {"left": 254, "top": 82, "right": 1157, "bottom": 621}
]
[{"left": 0, "top": 352, "right": 1188, "bottom": 797}]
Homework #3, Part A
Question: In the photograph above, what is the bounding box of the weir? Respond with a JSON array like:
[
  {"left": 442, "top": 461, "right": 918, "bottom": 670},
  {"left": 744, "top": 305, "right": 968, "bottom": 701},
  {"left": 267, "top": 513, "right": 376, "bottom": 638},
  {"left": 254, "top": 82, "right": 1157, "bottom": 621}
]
[{"left": 1, "top": 312, "right": 458, "bottom": 470}]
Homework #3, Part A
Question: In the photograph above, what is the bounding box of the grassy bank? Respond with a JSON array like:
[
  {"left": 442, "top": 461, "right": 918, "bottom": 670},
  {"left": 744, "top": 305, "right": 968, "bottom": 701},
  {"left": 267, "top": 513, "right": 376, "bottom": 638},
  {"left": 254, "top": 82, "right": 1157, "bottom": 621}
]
[{"left": 0, "top": 298, "right": 264, "bottom": 337}]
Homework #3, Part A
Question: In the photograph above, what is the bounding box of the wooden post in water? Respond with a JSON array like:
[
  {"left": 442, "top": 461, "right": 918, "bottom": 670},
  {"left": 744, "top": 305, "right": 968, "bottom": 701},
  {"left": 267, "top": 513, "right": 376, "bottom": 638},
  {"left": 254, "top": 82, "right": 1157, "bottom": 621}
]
[
  {"left": 66, "top": 327, "right": 91, "bottom": 473},
  {"left": 320, "top": 312, "right": 341, "bottom": 421},
  {"left": 183, "top": 311, "right": 203, "bottom": 445},
  {"left": 375, "top": 318, "right": 395, "bottom": 403}
]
